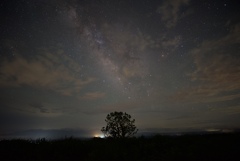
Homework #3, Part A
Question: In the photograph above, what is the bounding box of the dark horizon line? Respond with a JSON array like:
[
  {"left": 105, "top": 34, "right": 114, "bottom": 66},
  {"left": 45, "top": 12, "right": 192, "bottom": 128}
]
[{"left": 1, "top": 128, "right": 240, "bottom": 140}]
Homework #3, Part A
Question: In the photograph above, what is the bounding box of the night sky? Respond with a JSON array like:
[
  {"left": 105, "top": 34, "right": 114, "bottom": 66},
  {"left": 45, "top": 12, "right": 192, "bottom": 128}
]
[{"left": 0, "top": 0, "right": 240, "bottom": 138}]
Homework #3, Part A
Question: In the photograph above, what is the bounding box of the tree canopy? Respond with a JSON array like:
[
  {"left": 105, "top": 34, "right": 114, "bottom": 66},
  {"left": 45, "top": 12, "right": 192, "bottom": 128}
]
[{"left": 101, "top": 111, "right": 138, "bottom": 138}]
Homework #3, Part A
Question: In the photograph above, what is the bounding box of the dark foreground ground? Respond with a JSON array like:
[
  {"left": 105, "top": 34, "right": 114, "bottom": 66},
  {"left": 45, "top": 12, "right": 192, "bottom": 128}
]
[{"left": 0, "top": 133, "right": 239, "bottom": 161}]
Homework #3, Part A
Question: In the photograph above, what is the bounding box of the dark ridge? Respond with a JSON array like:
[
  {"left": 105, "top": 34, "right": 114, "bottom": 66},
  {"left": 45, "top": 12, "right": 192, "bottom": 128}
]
[{"left": 1, "top": 133, "right": 239, "bottom": 161}]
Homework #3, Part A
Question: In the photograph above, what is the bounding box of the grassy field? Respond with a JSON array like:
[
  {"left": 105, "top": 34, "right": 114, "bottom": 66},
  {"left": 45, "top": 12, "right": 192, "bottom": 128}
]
[{"left": 0, "top": 133, "right": 239, "bottom": 161}]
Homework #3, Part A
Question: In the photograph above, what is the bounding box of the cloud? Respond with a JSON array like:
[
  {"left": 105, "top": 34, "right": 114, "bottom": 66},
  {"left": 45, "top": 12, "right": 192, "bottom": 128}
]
[
  {"left": 101, "top": 24, "right": 151, "bottom": 53},
  {"left": 0, "top": 50, "right": 95, "bottom": 96},
  {"left": 80, "top": 92, "right": 106, "bottom": 100},
  {"left": 171, "top": 23, "right": 240, "bottom": 104},
  {"left": 157, "top": 0, "right": 191, "bottom": 28},
  {"left": 28, "top": 102, "right": 61, "bottom": 115},
  {"left": 153, "top": 36, "right": 182, "bottom": 56},
  {"left": 190, "top": 23, "right": 240, "bottom": 93},
  {"left": 82, "top": 99, "right": 147, "bottom": 115},
  {"left": 161, "top": 36, "right": 181, "bottom": 49},
  {"left": 29, "top": 102, "right": 45, "bottom": 112}
]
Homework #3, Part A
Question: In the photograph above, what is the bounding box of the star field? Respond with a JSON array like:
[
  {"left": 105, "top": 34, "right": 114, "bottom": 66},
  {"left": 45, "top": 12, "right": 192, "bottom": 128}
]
[{"left": 0, "top": 0, "right": 240, "bottom": 138}]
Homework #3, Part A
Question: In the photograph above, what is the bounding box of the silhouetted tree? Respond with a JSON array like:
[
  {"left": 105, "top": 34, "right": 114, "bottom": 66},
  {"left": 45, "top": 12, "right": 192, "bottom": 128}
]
[{"left": 101, "top": 111, "right": 138, "bottom": 138}]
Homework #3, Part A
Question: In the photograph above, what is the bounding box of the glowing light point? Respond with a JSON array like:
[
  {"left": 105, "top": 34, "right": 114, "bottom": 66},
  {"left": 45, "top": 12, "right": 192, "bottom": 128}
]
[{"left": 94, "top": 134, "right": 104, "bottom": 138}]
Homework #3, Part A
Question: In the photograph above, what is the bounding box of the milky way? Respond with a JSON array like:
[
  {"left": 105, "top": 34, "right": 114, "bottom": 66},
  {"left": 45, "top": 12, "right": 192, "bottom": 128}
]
[{"left": 0, "top": 0, "right": 240, "bottom": 138}]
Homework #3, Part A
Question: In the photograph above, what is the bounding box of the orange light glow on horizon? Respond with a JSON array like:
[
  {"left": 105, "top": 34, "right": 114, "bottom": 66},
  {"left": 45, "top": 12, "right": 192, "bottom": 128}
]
[{"left": 94, "top": 134, "right": 104, "bottom": 138}]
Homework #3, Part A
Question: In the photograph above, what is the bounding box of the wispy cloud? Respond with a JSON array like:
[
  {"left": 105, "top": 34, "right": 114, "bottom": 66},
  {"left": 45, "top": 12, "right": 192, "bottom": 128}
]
[
  {"left": 80, "top": 92, "right": 106, "bottom": 100},
  {"left": 157, "top": 0, "right": 191, "bottom": 28},
  {"left": 171, "top": 23, "right": 240, "bottom": 104},
  {"left": 0, "top": 50, "right": 95, "bottom": 96}
]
